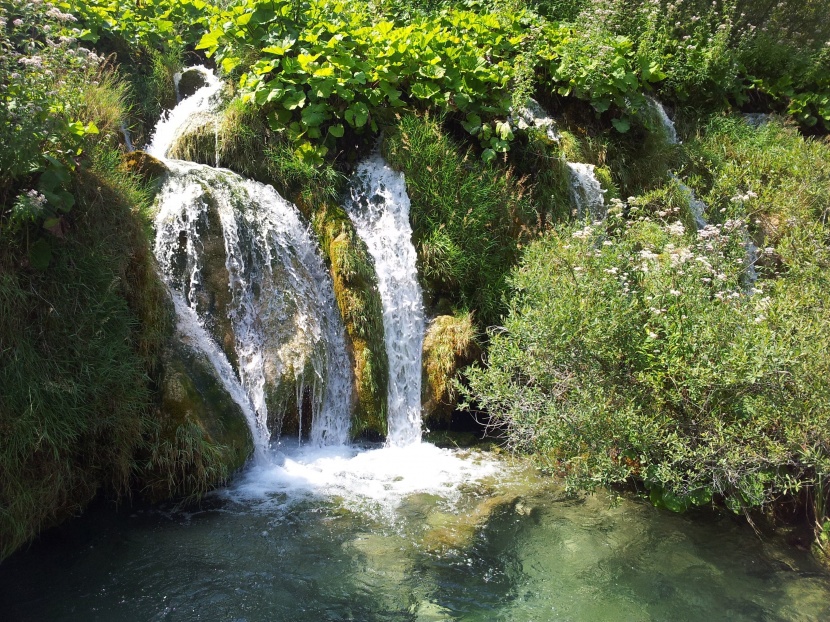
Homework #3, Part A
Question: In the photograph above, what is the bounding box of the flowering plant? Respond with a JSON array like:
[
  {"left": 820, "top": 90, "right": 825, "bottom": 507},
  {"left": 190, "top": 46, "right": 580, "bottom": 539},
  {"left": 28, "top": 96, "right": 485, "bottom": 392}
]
[{"left": 0, "top": 0, "right": 102, "bottom": 231}]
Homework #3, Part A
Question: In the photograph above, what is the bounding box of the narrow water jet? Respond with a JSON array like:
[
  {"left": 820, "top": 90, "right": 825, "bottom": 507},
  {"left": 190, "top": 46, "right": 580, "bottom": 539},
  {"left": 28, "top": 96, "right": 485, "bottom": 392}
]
[
  {"left": 170, "top": 289, "right": 259, "bottom": 440},
  {"left": 120, "top": 121, "right": 134, "bottom": 152},
  {"left": 344, "top": 155, "right": 425, "bottom": 446},
  {"left": 649, "top": 97, "right": 679, "bottom": 145},
  {"left": 567, "top": 162, "right": 606, "bottom": 219}
]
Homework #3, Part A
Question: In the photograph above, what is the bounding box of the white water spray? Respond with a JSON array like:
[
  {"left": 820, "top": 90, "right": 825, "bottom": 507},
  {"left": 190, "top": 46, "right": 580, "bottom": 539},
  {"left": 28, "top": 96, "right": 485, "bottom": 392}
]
[
  {"left": 147, "top": 66, "right": 222, "bottom": 159},
  {"left": 511, "top": 98, "right": 560, "bottom": 141},
  {"left": 567, "top": 162, "right": 606, "bottom": 219},
  {"left": 345, "top": 155, "right": 425, "bottom": 446}
]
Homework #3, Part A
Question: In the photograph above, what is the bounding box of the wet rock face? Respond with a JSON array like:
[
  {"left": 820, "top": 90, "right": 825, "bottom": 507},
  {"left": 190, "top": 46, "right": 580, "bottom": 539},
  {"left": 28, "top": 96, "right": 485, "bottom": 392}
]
[
  {"left": 150, "top": 338, "right": 254, "bottom": 501},
  {"left": 317, "top": 203, "right": 389, "bottom": 440},
  {"left": 177, "top": 68, "right": 209, "bottom": 101},
  {"left": 422, "top": 313, "right": 480, "bottom": 425}
]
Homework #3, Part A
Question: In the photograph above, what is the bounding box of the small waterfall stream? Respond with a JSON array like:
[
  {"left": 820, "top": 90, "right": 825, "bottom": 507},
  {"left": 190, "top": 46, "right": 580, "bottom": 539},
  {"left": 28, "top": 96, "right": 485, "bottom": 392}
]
[
  {"left": 150, "top": 67, "right": 352, "bottom": 452},
  {"left": 567, "top": 162, "right": 606, "bottom": 219},
  {"left": 651, "top": 99, "right": 758, "bottom": 285},
  {"left": 345, "top": 155, "right": 425, "bottom": 446}
]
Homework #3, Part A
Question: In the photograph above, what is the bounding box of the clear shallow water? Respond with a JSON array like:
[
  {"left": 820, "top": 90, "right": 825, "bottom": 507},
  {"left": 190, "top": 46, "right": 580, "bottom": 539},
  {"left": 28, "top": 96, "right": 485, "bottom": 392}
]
[{"left": 1, "top": 445, "right": 828, "bottom": 622}]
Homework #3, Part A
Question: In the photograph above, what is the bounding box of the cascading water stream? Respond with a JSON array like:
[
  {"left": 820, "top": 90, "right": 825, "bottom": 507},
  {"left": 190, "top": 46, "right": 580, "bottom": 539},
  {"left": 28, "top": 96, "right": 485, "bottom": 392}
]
[
  {"left": 651, "top": 99, "right": 758, "bottom": 285},
  {"left": 567, "top": 162, "right": 606, "bottom": 219},
  {"left": 344, "top": 155, "right": 425, "bottom": 446},
  {"left": 150, "top": 67, "right": 352, "bottom": 454},
  {"left": 146, "top": 65, "right": 222, "bottom": 160}
]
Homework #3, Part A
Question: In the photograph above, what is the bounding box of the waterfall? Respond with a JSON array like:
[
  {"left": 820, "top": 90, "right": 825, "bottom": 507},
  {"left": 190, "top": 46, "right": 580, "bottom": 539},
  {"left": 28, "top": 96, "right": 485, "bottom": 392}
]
[
  {"left": 567, "top": 162, "right": 606, "bottom": 219},
  {"left": 651, "top": 98, "right": 761, "bottom": 286},
  {"left": 511, "top": 98, "right": 560, "bottom": 141},
  {"left": 151, "top": 68, "right": 352, "bottom": 453},
  {"left": 648, "top": 97, "right": 679, "bottom": 145},
  {"left": 170, "top": 289, "right": 259, "bottom": 439},
  {"left": 146, "top": 65, "right": 222, "bottom": 160},
  {"left": 120, "top": 122, "right": 134, "bottom": 153},
  {"left": 345, "top": 155, "right": 425, "bottom": 446},
  {"left": 673, "top": 175, "right": 708, "bottom": 229}
]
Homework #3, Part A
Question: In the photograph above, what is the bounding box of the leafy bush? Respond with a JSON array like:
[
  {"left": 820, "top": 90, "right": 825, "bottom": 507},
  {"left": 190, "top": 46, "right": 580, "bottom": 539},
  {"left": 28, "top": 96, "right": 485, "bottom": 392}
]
[
  {"left": 463, "top": 200, "right": 830, "bottom": 516},
  {"left": 0, "top": 0, "right": 104, "bottom": 226},
  {"left": 197, "top": 0, "right": 525, "bottom": 162}
]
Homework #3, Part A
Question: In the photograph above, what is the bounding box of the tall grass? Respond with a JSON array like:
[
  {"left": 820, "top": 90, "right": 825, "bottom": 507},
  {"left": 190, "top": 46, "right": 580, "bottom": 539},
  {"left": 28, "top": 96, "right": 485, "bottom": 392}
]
[{"left": 383, "top": 112, "right": 536, "bottom": 327}]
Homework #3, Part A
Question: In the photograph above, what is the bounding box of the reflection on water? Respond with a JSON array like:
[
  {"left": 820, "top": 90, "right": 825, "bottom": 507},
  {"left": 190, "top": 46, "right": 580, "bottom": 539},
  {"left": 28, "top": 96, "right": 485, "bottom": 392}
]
[{"left": 1, "top": 444, "right": 828, "bottom": 622}]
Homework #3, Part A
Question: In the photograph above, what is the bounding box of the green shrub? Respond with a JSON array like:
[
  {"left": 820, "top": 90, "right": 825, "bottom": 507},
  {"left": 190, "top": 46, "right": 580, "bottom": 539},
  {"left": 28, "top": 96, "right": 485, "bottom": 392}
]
[
  {"left": 463, "top": 197, "right": 830, "bottom": 517},
  {"left": 0, "top": 152, "right": 159, "bottom": 560}
]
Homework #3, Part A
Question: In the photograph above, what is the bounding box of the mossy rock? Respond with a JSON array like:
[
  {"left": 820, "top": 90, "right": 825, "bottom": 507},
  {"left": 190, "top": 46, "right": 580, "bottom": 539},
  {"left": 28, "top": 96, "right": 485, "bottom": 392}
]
[
  {"left": 177, "top": 68, "right": 208, "bottom": 100},
  {"left": 167, "top": 115, "right": 216, "bottom": 163},
  {"left": 314, "top": 202, "right": 389, "bottom": 438},
  {"left": 145, "top": 339, "right": 253, "bottom": 502},
  {"left": 421, "top": 494, "right": 525, "bottom": 554},
  {"left": 121, "top": 150, "right": 168, "bottom": 182},
  {"left": 422, "top": 312, "right": 480, "bottom": 426}
]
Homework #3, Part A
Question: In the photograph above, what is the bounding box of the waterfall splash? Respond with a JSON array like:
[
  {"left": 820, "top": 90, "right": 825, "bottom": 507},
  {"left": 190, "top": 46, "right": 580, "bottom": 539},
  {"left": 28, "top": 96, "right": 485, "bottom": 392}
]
[
  {"left": 345, "top": 155, "right": 425, "bottom": 446},
  {"left": 511, "top": 98, "right": 560, "bottom": 141},
  {"left": 154, "top": 161, "right": 352, "bottom": 451},
  {"left": 567, "top": 162, "right": 606, "bottom": 219},
  {"left": 151, "top": 68, "right": 351, "bottom": 453}
]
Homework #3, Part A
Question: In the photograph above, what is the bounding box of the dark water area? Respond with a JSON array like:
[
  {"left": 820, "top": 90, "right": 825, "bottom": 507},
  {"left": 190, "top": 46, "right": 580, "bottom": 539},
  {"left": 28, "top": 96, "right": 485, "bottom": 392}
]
[{"left": 1, "top": 446, "right": 828, "bottom": 622}]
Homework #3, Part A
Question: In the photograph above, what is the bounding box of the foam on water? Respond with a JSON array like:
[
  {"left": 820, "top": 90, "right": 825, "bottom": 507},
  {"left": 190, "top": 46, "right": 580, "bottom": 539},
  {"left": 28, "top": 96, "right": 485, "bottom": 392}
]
[{"left": 223, "top": 443, "right": 501, "bottom": 517}]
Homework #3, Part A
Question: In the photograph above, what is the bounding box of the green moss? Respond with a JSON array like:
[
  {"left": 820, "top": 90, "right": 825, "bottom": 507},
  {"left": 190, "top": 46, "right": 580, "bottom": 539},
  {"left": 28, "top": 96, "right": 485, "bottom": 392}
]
[
  {"left": 0, "top": 155, "right": 161, "bottom": 560},
  {"left": 122, "top": 150, "right": 169, "bottom": 183},
  {"left": 142, "top": 339, "right": 253, "bottom": 502},
  {"left": 314, "top": 203, "right": 389, "bottom": 438},
  {"left": 422, "top": 311, "right": 480, "bottom": 426}
]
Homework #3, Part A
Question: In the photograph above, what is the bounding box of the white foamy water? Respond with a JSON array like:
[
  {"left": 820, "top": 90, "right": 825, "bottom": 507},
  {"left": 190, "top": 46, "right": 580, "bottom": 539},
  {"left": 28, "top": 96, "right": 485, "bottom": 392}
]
[
  {"left": 224, "top": 442, "right": 501, "bottom": 516},
  {"left": 154, "top": 161, "right": 353, "bottom": 451},
  {"left": 146, "top": 65, "right": 222, "bottom": 159},
  {"left": 345, "top": 155, "right": 425, "bottom": 446},
  {"left": 649, "top": 97, "right": 679, "bottom": 145},
  {"left": 511, "top": 98, "right": 560, "bottom": 141},
  {"left": 567, "top": 162, "right": 606, "bottom": 219},
  {"left": 152, "top": 67, "right": 352, "bottom": 453}
]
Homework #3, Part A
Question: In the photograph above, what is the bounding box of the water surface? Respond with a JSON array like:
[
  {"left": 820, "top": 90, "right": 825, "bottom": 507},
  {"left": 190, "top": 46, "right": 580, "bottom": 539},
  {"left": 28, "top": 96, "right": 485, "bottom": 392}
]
[{"left": 1, "top": 443, "right": 828, "bottom": 621}]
